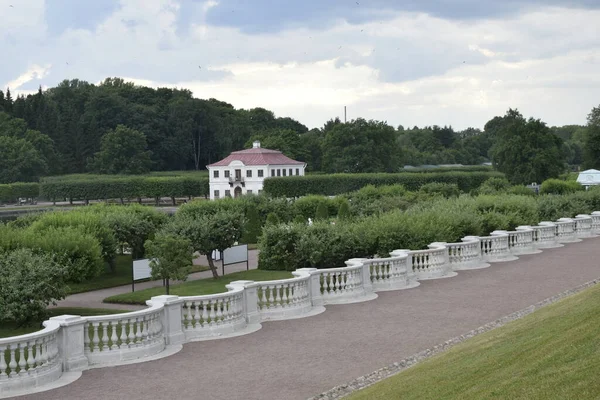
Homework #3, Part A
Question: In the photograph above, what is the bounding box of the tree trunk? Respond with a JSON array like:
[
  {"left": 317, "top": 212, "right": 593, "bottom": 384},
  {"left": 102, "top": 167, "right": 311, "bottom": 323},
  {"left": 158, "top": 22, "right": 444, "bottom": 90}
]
[
  {"left": 137, "top": 197, "right": 142, "bottom": 204},
  {"left": 155, "top": 197, "right": 160, "bottom": 206},
  {"left": 109, "top": 257, "right": 117, "bottom": 273},
  {"left": 206, "top": 254, "right": 219, "bottom": 279},
  {"left": 166, "top": 278, "right": 170, "bottom": 295},
  {"left": 171, "top": 196, "right": 176, "bottom": 206},
  {"left": 120, "top": 198, "right": 124, "bottom": 205}
]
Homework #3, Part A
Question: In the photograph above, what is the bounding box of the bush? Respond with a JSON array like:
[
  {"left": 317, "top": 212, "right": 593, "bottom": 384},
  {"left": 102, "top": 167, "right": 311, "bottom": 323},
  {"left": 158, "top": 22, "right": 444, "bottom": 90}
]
[
  {"left": 0, "top": 249, "right": 67, "bottom": 326},
  {"left": 509, "top": 186, "right": 536, "bottom": 196},
  {"left": 241, "top": 204, "right": 261, "bottom": 244},
  {"left": 0, "top": 182, "right": 40, "bottom": 203},
  {"left": 293, "top": 195, "right": 333, "bottom": 220},
  {"left": 315, "top": 202, "right": 329, "bottom": 220},
  {"left": 418, "top": 182, "right": 460, "bottom": 198},
  {"left": 477, "top": 177, "right": 512, "bottom": 195},
  {"left": 263, "top": 171, "right": 504, "bottom": 197},
  {"left": 540, "top": 179, "right": 584, "bottom": 195},
  {"left": 337, "top": 199, "right": 351, "bottom": 220},
  {"left": 265, "top": 213, "right": 280, "bottom": 225}
]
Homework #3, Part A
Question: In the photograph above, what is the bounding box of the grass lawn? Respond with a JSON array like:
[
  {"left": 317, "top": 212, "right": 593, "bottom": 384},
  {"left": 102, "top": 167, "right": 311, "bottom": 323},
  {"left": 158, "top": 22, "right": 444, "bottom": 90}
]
[
  {"left": 0, "top": 307, "right": 131, "bottom": 339},
  {"left": 347, "top": 284, "right": 600, "bottom": 400},
  {"left": 67, "top": 254, "right": 209, "bottom": 294},
  {"left": 104, "top": 269, "right": 293, "bottom": 305}
]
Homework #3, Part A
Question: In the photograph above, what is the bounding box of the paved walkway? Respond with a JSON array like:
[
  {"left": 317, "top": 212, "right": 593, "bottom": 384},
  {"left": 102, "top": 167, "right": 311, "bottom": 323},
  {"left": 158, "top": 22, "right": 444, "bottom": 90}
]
[
  {"left": 19, "top": 238, "right": 600, "bottom": 400},
  {"left": 53, "top": 250, "right": 259, "bottom": 311}
]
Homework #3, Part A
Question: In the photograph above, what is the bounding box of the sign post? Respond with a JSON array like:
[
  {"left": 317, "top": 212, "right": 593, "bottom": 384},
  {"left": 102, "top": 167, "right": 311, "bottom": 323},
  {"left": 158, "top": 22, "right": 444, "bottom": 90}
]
[
  {"left": 131, "top": 259, "right": 153, "bottom": 292},
  {"left": 221, "top": 244, "right": 249, "bottom": 276}
]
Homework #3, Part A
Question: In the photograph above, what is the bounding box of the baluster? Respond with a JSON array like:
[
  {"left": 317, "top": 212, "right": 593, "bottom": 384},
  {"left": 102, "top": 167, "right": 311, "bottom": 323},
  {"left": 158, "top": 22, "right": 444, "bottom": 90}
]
[
  {"left": 101, "top": 323, "right": 109, "bottom": 351},
  {"left": 267, "top": 286, "right": 275, "bottom": 306},
  {"left": 8, "top": 346, "right": 17, "bottom": 376},
  {"left": 26, "top": 340, "right": 36, "bottom": 372},
  {"left": 215, "top": 299, "right": 223, "bottom": 324},
  {"left": 282, "top": 284, "right": 289, "bottom": 307},
  {"left": 118, "top": 319, "right": 128, "bottom": 348},
  {"left": 127, "top": 319, "right": 136, "bottom": 348},
  {"left": 201, "top": 301, "right": 209, "bottom": 326},
  {"left": 135, "top": 318, "right": 143, "bottom": 345},
  {"left": 337, "top": 272, "right": 343, "bottom": 292},
  {"left": 186, "top": 301, "right": 193, "bottom": 326},
  {"left": 92, "top": 323, "right": 100, "bottom": 352},
  {"left": 110, "top": 321, "right": 119, "bottom": 350},
  {"left": 209, "top": 300, "right": 217, "bottom": 326},
  {"left": 39, "top": 338, "right": 48, "bottom": 366},
  {"left": 17, "top": 343, "right": 26, "bottom": 375},
  {"left": 83, "top": 322, "right": 91, "bottom": 352},
  {"left": 223, "top": 298, "right": 231, "bottom": 321},
  {"left": 0, "top": 345, "right": 7, "bottom": 378},
  {"left": 193, "top": 302, "right": 201, "bottom": 327}
]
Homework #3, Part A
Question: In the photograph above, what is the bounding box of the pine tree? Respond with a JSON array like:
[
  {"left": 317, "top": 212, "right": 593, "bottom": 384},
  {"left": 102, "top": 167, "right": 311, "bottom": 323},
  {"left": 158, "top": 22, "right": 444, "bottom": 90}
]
[{"left": 4, "top": 88, "right": 13, "bottom": 113}]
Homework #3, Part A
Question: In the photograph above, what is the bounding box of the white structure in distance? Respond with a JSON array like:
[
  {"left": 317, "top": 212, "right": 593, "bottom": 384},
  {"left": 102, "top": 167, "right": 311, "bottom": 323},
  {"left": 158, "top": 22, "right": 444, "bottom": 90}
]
[
  {"left": 577, "top": 169, "right": 600, "bottom": 189},
  {"left": 207, "top": 141, "right": 306, "bottom": 200}
]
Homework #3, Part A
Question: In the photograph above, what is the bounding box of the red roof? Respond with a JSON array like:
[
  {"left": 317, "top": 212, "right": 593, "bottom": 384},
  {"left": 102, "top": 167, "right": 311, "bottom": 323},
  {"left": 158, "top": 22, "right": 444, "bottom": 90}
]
[{"left": 207, "top": 147, "right": 305, "bottom": 167}]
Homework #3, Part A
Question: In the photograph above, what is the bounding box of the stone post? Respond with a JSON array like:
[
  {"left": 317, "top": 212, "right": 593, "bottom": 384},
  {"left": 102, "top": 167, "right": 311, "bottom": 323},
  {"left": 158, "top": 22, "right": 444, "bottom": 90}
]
[
  {"left": 149, "top": 295, "right": 185, "bottom": 345},
  {"left": 390, "top": 249, "right": 414, "bottom": 286},
  {"left": 347, "top": 259, "right": 372, "bottom": 295},
  {"left": 228, "top": 280, "right": 260, "bottom": 325},
  {"left": 49, "top": 315, "right": 89, "bottom": 371},
  {"left": 296, "top": 268, "right": 323, "bottom": 307}
]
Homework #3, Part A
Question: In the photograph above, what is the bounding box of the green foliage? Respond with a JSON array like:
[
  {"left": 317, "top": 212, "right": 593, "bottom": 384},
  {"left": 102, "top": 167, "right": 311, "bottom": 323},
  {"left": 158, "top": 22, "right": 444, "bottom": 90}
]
[
  {"left": 489, "top": 109, "right": 565, "bottom": 184},
  {"left": 509, "top": 185, "right": 536, "bottom": 196},
  {"left": 315, "top": 202, "right": 329, "bottom": 220},
  {"left": 337, "top": 199, "right": 351, "bottom": 220},
  {"left": 266, "top": 213, "right": 280, "bottom": 225},
  {"left": 144, "top": 233, "right": 193, "bottom": 294},
  {"left": 418, "top": 182, "right": 460, "bottom": 198},
  {"left": 263, "top": 171, "right": 503, "bottom": 197},
  {"left": 583, "top": 105, "right": 600, "bottom": 169},
  {"left": 40, "top": 173, "right": 209, "bottom": 202},
  {"left": 88, "top": 125, "right": 153, "bottom": 174},
  {"left": 293, "top": 215, "right": 306, "bottom": 224},
  {"left": 540, "top": 179, "right": 584, "bottom": 195},
  {"left": 477, "top": 177, "right": 512, "bottom": 195},
  {"left": 293, "top": 195, "right": 334, "bottom": 220},
  {"left": 0, "top": 135, "right": 47, "bottom": 183},
  {"left": 241, "top": 204, "right": 261, "bottom": 244},
  {"left": 0, "top": 249, "right": 67, "bottom": 326},
  {"left": 0, "top": 182, "right": 40, "bottom": 203}
]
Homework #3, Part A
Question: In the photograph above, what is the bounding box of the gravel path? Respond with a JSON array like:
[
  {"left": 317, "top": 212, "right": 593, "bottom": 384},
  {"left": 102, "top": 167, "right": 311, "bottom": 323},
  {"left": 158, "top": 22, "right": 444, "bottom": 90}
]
[{"left": 16, "top": 238, "right": 600, "bottom": 400}]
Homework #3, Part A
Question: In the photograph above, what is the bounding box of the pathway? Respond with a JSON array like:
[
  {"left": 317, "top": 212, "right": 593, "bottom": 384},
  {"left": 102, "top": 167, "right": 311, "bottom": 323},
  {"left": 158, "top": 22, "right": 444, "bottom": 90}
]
[
  {"left": 53, "top": 250, "right": 259, "bottom": 311},
  {"left": 19, "top": 238, "right": 600, "bottom": 400}
]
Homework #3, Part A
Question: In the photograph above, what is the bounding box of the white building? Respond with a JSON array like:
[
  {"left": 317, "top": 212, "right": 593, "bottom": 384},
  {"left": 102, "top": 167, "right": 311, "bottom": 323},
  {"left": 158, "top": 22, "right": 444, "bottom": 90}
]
[
  {"left": 577, "top": 169, "right": 600, "bottom": 189},
  {"left": 206, "top": 141, "right": 306, "bottom": 200}
]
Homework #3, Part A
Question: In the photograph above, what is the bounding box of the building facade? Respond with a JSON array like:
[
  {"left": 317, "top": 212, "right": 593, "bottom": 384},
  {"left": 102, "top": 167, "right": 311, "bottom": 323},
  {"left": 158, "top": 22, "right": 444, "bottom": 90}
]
[{"left": 206, "top": 141, "right": 306, "bottom": 200}]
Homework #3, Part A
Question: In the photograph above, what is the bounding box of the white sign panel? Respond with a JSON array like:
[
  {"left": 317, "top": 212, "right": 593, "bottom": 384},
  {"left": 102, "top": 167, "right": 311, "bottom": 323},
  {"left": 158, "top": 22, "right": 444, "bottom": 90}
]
[
  {"left": 133, "top": 258, "right": 153, "bottom": 281},
  {"left": 211, "top": 250, "right": 222, "bottom": 261},
  {"left": 223, "top": 244, "right": 248, "bottom": 265}
]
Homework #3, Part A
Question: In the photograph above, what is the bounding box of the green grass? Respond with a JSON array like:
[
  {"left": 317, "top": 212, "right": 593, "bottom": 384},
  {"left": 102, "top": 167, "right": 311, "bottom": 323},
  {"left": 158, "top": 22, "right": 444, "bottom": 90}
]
[
  {"left": 66, "top": 254, "right": 209, "bottom": 294},
  {"left": 0, "top": 307, "right": 131, "bottom": 338},
  {"left": 104, "top": 269, "right": 293, "bottom": 305},
  {"left": 347, "top": 284, "right": 600, "bottom": 400}
]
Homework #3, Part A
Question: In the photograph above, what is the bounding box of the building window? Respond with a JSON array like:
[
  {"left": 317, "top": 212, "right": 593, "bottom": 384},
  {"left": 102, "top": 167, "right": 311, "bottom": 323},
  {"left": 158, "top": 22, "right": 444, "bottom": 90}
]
[
  {"left": 225, "top": 190, "right": 231, "bottom": 197},
  {"left": 213, "top": 170, "right": 219, "bottom": 178},
  {"left": 247, "top": 190, "right": 253, "bottom": 195},
  {"left": 271, "top": 170, "right": 275, "bottom": 177},
  {"left": 289, "top": 168, "right": 293, "bottom": 176},
  {"left": 258, "top": 169, "right": 264, "bottom": 178},
  {"left": 246, "top": 170, "right": 252, "bottom": 178},
  {"left": 296, "top": 168, "right": 300, "bottom": 176},
  {"left": 282, "top": 169, "right": 286, "bottom": 176},
  {"left": 277, "top": 169, "right": 281, "bottom": 177},
  {"left": 224, "top": 170, "right": 230, "bottom": 178},
  {"left": 214, "top": 190, "right": 220, "bottom": 199}
]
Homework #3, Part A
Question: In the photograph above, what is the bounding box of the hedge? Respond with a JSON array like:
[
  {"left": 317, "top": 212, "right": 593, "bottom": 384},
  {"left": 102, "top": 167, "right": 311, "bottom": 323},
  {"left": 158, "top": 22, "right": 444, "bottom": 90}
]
[
  {"left": 262, "top": 171, "right": 504, "bottom": 197},
  {"left": 40, "top": 175, "right": 209, "bottom": 202},
  {"left": 0, "top": 183, "right": 40, "bottom": 203}
]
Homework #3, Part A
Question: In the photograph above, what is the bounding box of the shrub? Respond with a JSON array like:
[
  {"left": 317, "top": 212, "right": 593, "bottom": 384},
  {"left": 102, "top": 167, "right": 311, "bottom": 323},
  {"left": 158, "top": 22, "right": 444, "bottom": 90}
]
[
  {"left": 241, "top": 204, "right": 261, "bottom": 244},
  {"left": 0, "top": 182, "right": 40, "bottom": 203},
  {"left": 477, "top": 177, "right": 512, "bottom": 195},
  {"left": 265, "top": 213, "right": 280, "bottom": 225},
  {"left": 418, "top": 182, "right": 460, "bottom": 198},
  {"left": 337, "top": 199, "right": 351, "bottom": 220},
  {"left": 293, "top": 195, "right": 333, "bottom": 220},
  {"left": 539, "top": 179, "right": 584, "bottom": 195},
  {"left": 0, "top": 249, "right": 67, "bottom": 326},
  {"left": 258, "top": 223, "right": 308, "bottom": 271},
  {"left": 315, "top": 202, "right": 329, "bottom": 220},
  {"left": 509, "top": 186, "right": 536, "bottom": 196},
  {"left": 263, "top": 171, "right": 504, "bottom": 197},
  {"left": 293, "top": 215, "right": 306, "bottom": 224}
]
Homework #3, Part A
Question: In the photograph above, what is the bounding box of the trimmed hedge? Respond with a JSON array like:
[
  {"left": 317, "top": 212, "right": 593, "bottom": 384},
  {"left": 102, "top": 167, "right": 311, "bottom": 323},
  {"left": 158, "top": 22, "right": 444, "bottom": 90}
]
[
  {"left": 0, "top": 183, "right": 40, "bottom": 203},
  {"left": 40, "top": 175, "right": 209, "bottom": 202},
  {"left": 263, "top": 171, "right": 504, "bottom": 197}
]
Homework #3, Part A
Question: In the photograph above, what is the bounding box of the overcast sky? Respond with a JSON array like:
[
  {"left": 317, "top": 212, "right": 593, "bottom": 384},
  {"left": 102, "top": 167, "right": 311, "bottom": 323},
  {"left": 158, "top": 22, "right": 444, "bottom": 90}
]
[{"left": 1, "top": 0, "right": 599, "bottom": 130}]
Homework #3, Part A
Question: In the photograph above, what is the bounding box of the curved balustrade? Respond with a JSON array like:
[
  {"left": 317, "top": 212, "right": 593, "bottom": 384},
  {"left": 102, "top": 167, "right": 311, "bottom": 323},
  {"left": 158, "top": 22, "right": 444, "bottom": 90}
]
[
  {"left": 531, "top": 223, "right": 563, "bottom": 249},
  {"left": 555, "top": 218, "right": 581, "bottom": 243},
  {"left": 84, "top": 305, "right": 165, "bottom": 365},
  {"left": 4, "top": 210, "right": 600, "bottom": 397},
  {"left": 408, "top": 244, "right": 456, "bottom": 280},
  {"left": 312, "top": 262, "right": 377, "bottom": 304},
  {"left": 0, "top": 321, "right": 62, "bottom": 395},
  {"left": 574, "top": 215, "right": 595, "bottom": 238},
  {"left": 444, "top": 237, "right": 490, "bottom": 270},
  {"left": 368, "top": 253, "right": 419, "bottom": 291},
  {"left": 492, "top": 228, "right": 541, "bottom": 256},
  {"left": 181, "top": 289, "right": 246, "bottom": 340},
  {"left": 253, "top": 271, "right": 314, "bottom": 320},
  {"left": 479, "top": 234, "right": 518, "bottom": 262}
]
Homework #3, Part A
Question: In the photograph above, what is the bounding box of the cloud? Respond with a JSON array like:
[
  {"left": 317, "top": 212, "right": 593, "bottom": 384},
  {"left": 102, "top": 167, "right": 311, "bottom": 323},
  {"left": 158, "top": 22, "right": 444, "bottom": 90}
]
[
  {"left": 5, "top": 64, "right": 51, "bottom": 91},
  {"left": 1, "top": 0, "right": 599, "bottom": 132}
]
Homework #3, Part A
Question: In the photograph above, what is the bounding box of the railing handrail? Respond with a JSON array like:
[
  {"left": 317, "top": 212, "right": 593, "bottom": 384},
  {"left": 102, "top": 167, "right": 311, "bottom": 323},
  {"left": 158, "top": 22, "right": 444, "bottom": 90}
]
[
  {"left": 0, "top": 319, "right": 61, "bottom": 345},
  {"left": 247, "top": 273, "right": 311, "bottom": 287},
  {"left": 85, "top": 303, "right": 164, "bottom": 323},
  {"left": 181, "top": 286, "right": 245, "bottom": 301},
  {"left": 309, "top": 263, "right": 363, "bottom": 274}
]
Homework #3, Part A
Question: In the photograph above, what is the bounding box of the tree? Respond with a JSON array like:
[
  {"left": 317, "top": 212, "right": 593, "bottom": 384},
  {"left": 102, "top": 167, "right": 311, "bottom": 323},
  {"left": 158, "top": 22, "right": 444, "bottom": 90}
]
[
  {"left": 315, "top": 203, "right": 329, "bottom": 220},
  {"left": 489, "top": 109, "right": 565, "bottom": 185},
  {"left": 583, "top": 105, "right": 600, "bottom": 169},
  {"left": 167, "top": 211, "right": 244, "bottom": 279},
  {"left": 0, "top": 135, "right": 48, "bottom": 183},
  {"left": 337, "top": 199, "right": 351, "bottom": 221},
  {"left": 144, "top": 233, "right": 193, "bottom": 295},
  {"left": 241, "top": 204, "right": 261, "bottom": 244},
  {"left": 265, "top": 212, "right": 280, "bottom": 226},
  {"left": 89, "top": 125, "right": 153, "bottom": 174},
  {"left": 0, "top": 249, "right": 66, "bottom": 326}
]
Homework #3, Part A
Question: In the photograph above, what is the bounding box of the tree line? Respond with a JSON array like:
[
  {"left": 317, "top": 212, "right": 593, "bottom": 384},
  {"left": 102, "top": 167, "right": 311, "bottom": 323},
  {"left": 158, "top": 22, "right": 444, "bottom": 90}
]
[{"left": 1, "top": 78, "right": 599, "bottom": 185}]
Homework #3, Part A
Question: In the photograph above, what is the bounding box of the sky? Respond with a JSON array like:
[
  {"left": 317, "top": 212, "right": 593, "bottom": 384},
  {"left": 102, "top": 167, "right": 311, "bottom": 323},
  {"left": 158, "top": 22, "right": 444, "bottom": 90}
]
[{"left": 1, "top": 0, "right": 599, "bottom": 130}]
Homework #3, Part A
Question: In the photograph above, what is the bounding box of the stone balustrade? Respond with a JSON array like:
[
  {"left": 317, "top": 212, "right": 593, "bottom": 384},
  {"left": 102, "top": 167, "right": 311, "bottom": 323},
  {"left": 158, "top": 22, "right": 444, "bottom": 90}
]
[
  {"left": 478, "top": 233, "right": 518, "bottom": 262},
  {"left": 445, "top": 237, "right": 490, "bottom": 270},
  {"left": 492, "top": 228, "right": 541, "bottom": 256},
  {"left": 530, "top": 222, "right": 563, "bottom": 249},
  {"left": 574, "top": 214, "right": 594, "bottom": 238},
  {"left": 0, "top": 320, "right": 62, "bottom": 396},
  {"left": 3, "top": 211, "right": 600, "bottom": 397},
  {"left": 83, "top": 305, "right": 165, "bottom": 365}
]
